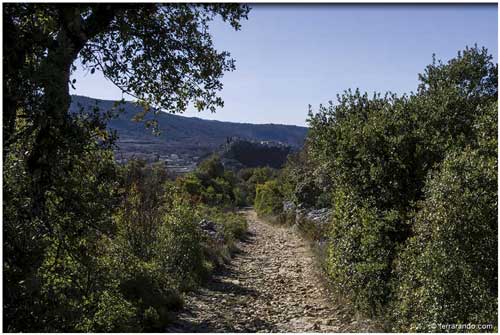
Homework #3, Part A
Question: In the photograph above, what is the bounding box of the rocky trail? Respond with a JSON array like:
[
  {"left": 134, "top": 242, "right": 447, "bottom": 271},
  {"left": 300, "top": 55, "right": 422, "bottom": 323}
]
[{"left": 166, "top": 209, "right": 377, "bottom": 333}]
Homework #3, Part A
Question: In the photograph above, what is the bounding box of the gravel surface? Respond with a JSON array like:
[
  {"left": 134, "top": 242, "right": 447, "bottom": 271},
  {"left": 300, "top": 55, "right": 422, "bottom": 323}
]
[{"left": 166, "top": 209, "right": 378, "bottom": 333}]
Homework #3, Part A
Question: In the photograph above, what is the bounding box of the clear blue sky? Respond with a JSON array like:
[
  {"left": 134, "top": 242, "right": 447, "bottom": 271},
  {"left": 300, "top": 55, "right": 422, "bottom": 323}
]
[{"left": 71, "top": 4, "right": 498, "bottom": 126}]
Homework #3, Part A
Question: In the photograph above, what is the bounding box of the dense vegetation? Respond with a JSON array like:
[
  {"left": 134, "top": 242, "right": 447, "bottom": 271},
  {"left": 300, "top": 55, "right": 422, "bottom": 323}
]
[
  {"left": 5, "top": 151, "right": 250, "bottom": 332},
  {"left": 3, "top": 3, "right": 251, "bottom": 332},
  {"left": 3, "top": 3, "right": 497, "bottom": 332},
  {"left": 222, "top": 138, "right": 293, "bottom": 169},
  {"left": 254, "top": 46, "right": 498, "bottom": 331},
  {"left": 254, "top": 180, "right": 284, "bottom": 217}
]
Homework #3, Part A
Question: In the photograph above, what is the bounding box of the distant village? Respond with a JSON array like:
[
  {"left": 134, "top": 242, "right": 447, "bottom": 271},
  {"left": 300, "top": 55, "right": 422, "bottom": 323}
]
[{"left": 114, "top": 136, "right": 293, "bottom": 174}]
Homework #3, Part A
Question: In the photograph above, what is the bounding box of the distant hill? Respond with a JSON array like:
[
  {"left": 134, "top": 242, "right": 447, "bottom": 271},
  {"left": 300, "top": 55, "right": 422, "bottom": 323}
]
[{"left": 70, "top": 95, "right": 308, "bottom": 167}]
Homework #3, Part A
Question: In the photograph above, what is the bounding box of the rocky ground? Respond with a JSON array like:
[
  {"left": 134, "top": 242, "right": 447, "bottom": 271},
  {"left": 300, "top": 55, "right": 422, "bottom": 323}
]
[{"left": 166, "top": 209, "right": 380, "bottom": 333}]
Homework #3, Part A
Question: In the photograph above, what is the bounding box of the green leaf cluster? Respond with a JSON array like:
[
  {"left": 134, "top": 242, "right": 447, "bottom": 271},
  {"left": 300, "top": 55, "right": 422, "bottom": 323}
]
[
  {"left": 296, "top": 46, "right": 497, "bottom": 328},
  {"left": 254, "top": 180, "right": 284, "bottom": 218}
]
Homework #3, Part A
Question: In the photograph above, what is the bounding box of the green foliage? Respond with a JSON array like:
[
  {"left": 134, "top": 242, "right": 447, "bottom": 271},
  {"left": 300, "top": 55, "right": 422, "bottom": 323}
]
[
  {"left": 305, "top": 90, "right": 422, "bottom": 314},
  {"left": 198, "top": 205, "right": 249, "bottom": 253},
  {"left": 326, "top": 189, "right": 398, "bottom": 314},
  {"left": 110, "top": 163, "right": 216, "bottom": 331},
  {"left": 301, "top": 46, "right": 498, "bottom": 326},
  {"left": 197, "top": 155, "right": 226, "bottom": 180},
  {"left": 209, "top": 208, "right": 248, "bottom": 242},
  {"left": 308, "top": 90, "right": 423, "bottom": 213},
  {"left": 176, "top": 155, "right": 271, "bottom": 208},
  {"left": 4, "top": 131, "right": 249, "bottom": 332},
  {"left": 223, "top": 138, "right": 291, "bottom": 168},
  {"left": 238, "top": 166, "right": 279, "bottom": 204},
  {"left": 4, "top": 3, "right": 250, "bottom": 143},
  {"left": 280, "top": 145, "right": 331, "bottom": 208},
  {"left": 155, "top": 196, "right": 206, "bottom": 290},
  {"left": 86, "top": 289, "right": 138, "bottom": 332},
  {"left": 178, "top": 156, "right": 238, "bottom": 207},
  {"left": 4, "top": 137, "right": 125, "bottom": 331},
  {"left": 392, "top": 104, "right": 498, "bottom": 331},
  {"left": 106, "top": 161, "right": 249, "bottom": 331},
  {"left": 232, "top": 186, "right": 248, "bottom": 207},
  {"left": 4, "top": 3, "right": 250, "bottom": 332},
  {"left": 254, "top": 180, "right": 283, "bottom": 217}
]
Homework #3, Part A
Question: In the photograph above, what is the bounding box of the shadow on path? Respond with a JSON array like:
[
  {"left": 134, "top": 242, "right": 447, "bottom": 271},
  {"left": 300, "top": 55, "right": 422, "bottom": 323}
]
[{"left": 166, "top": 230, "right": 268, "bottom": 332}]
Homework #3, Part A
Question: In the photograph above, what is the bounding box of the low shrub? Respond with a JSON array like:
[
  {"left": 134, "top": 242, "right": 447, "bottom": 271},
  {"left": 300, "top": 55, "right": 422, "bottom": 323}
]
[
  {"left": 197, "top": 206, "right": 248, "bottom": 256},
  {"left": 254, "top": 180, "right": 283, "bottom": 218},
  {"left": 112, "top": 179, "right": 203, "bottom": 331},
  {"left": 280, "top": 146, "right": 332, "bottom": 209},
  {"left": 177, "top": 156, "right": 240, "bottom": 207},
  {"left": 111, "top": 162, "right": 249, "bottom": 332},
  {"left": 238, "top": 166, "right": 279, "bottom": 204},
  {"left": 219, "top": 211, "right": 248, "bottom": 241}
]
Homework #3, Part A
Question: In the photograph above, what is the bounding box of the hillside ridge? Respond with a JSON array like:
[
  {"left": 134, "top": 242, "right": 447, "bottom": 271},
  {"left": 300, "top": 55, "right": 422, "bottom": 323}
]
[
  {"left": 70, "top": 95, "right": 308, "bottom": 167},
  {"left": 70, "top": 95, "right": 307, "bottom": 130}
]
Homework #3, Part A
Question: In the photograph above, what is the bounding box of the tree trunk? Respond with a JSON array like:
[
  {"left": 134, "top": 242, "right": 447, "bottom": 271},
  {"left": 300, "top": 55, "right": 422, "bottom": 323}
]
[{"left": 26, "top": 5, "right": 118, "bottom": 225}]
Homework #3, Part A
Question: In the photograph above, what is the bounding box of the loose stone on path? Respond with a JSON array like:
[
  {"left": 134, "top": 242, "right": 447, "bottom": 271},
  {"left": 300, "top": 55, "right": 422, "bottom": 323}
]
[{"left": 165, "top": 209, "right": 378, "bottom": 333}]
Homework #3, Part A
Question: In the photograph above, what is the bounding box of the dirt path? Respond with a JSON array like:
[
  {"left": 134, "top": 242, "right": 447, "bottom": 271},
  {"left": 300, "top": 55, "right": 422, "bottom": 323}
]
[{"left": 166, "top": 209, "right": 376, "bottom": 332}]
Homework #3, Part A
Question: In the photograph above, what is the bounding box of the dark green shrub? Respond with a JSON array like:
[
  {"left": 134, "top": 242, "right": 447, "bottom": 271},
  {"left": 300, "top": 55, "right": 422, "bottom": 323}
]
[
  {"left": 178, "top": 173, "right": 204, "bottom": 202},
  {"left": 307, "top": 90, "right": 423, "bottom": 214},
  {"left": 219, "top": 211, "right": 248, "bottom": 241},
  {"left": 238, "top": 166, "right": 279, "bottom": 204},
  {"left": 113, "top": 261, "right": 181, "bottom": 332},
  {"left": 305, "top": 46, "right": 497, "bottom": 324},
  {"left": 177, "top": 156, "right": 241, "bottom": 207},
  {"left": 393, "top": 148, "right": 497, "bottom": 331},
  {"left": 190, "top": 205, "right": 249, "bottom": 271},
  {"left": 233, "top": 187, "right": 248, "bottom": 207},
  {"left": 3, "top": 3, "right": 250, "bottom": 331},
  {"left": 392, "top": 102, "right": 497, "bottom": 331},
  {"left": 4, "top": 140, "right": 126, "bottom": 332},
  {"left": 85, "top": 289, "right": 138, "bottom": 332},
  {"left": 198, "top": 206, "right": 248, "bottom": 242},
  {"left": 156, "top": 197, "right": 206, "bottom": 290},
  {"left": 254, "top": 180, "right": 283, "bottom": 217},
  {"left": 308, "top": 91, "right": 419, "bottom": 316},
  {"left": 280, "top": 145, "right": 332, "bottom": 209},
  {"left": 113, "top": 180, "right": 204, "bottom": 331},
  {"left": 326, "top": 188, "right": 399, "bottom": 314},
  {"left": 196, "top": 154, "right": 225, "bottom": 181}
]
